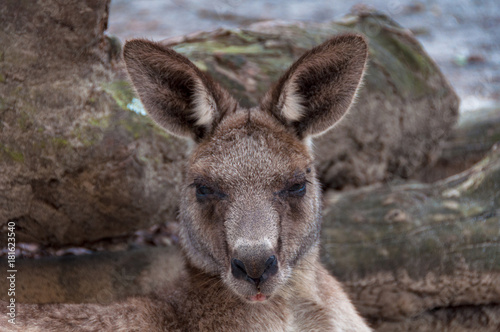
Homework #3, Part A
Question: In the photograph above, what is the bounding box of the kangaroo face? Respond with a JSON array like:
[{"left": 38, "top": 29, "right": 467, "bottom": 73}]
[
  {"left": 123, "top": 34, "right": 367, "bottom": 302},
  {"left": 180, "top": 109, "right": 320, "bottom": 301}
]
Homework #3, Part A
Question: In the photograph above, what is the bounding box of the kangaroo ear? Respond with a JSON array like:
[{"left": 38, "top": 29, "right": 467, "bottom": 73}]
[
  {"left": 123, "top": 39, "right": 236, "bottom": 140},
  {"left": 261, "top": 34, "right": 368, "bottom": 138}
]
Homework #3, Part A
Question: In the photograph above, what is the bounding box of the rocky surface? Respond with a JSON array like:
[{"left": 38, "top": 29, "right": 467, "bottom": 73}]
[
  {"left": 0, "top": 0, "right": 187, "bottom": 246},
  {"left": 0, "top": 2, "right": 459, "bottom": 245},
  {"left": 160, "top": 13, "right": 459, "bottom": 189},
  {"left": 6, "top": 147, "right": 499, "bottom": 330},
  {"left": 321, "top": 145, "right": 500, "bottom": 329},
  {"left": 108, "top": 0, "right": 500, "bottom": 113}
]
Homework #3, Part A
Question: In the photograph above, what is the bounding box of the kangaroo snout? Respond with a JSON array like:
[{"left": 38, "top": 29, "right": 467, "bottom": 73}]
[{"left": 231, "top": 253, "right": 278, "bottom": 287}]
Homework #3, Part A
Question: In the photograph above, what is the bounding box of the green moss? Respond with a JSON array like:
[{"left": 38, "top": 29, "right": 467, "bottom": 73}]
[
  {"left": 193, "top": 61, "right": 208, "bottom": 71},
  {"left": 138, "top": 155, "right": 150, "bottom": 164},
  {"left": 220, "top": 44, "right": 266, "bottom": 54},
  {"left": 232, "top": 30, "right": 260, "bottom": 44},
  {"left": 215, "top": 54, "right": 247, "bottom": 69},
  {"left": 116, "top": 111, "right": 172, "bottom": 141},
  {"left": 174, "top": 41, "right": 277, "bottom": 58},
  {"left": 88, "top": 115, "right": 110, "bottom": 129},
  {"left": 0, "top": 72, "right": 5, "bottom": 83},
  {"left": 120, "top": 119, "right": 142, "bottom": 140},
  {"left": 0, "top": 144, "right": 25, "bottom": 163},
  {"left": 365, "top": 43, "right": 429, "bottom": 98},
  {"left": 388, "top": 37, "right": 431, "bottom": 75},
  {"left": 51, "top": 137, "right": 69, "bottom": 148},
  {"left": 361, "top": 17, "right": 432, "bottom": 77},
  {"left": 17, "top": 111, "right": 31, "bottom": 131},
  {"left": 9, "top": 150, "right": 24, "bottom": 162},
  {"left": 71, "top": 125, "right": 102, "bottom": 148},
  {"left": 102, "top": 80, "right": 135, "bottom": 111},
  {"left": 118, "top": 113, "right": 156, "bottom": 140},
  {"left": 348, "top": 16, "right": 437, "bottom": 98}
]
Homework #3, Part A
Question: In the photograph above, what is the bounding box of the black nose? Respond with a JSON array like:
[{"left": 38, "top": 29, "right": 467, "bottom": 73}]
[{"left": 231, "top": 255, "right": 278, "bottom": 286}]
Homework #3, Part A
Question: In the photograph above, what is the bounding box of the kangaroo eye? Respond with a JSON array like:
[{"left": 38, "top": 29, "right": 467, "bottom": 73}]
[
  {"left": 196, "top": 185, "right": 214, "bottom": 198},
  {"left": 287, "top": 183, "right": 306, "bottom": 196}
]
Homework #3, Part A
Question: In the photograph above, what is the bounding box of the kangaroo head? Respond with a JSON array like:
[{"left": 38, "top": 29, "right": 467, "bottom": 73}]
[{"left": 123, "top": 34, "right": 367, "bottom": 302}]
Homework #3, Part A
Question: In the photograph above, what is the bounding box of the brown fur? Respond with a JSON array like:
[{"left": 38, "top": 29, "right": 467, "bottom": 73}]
[{"left": 1, "top": 34, "right": 370, "bottom": 331}]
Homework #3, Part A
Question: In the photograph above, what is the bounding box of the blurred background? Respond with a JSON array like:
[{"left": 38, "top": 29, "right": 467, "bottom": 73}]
[{"left": 108, "top": 0, "right": 500, "bottom": 112}]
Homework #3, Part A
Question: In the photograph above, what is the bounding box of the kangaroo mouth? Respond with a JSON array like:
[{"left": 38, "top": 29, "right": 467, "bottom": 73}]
[
  {"left": 248, "top": 292, "right": 267, "bottom": 302},
  {"left": 228, "top": 277, "right": 279, "bottom": 303},
  {"left": 225, "top": 256, "right": 289, "bottom": 304}
]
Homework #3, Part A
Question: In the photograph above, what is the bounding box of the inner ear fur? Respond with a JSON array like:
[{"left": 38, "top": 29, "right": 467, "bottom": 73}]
[
  {"left": 123, "top": 39, "right": 236, "bottom": 141},
  {"left": 261, "top": 33, "right": 368, "bottom": 138}
]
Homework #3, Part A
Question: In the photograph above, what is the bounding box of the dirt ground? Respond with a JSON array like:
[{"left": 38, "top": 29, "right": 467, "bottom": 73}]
[{"left": 108, "top": 0, "right": 500, "bottom": 113}]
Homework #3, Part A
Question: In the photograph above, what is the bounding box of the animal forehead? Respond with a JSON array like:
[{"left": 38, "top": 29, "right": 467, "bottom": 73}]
[{"left": 190, "top": 113, "right": 311, "bottom": 184}]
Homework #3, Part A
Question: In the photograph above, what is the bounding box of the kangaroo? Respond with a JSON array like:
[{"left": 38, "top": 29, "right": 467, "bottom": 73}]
[{"left": 1, "top": 34, "right": 370, "bottom": 331}]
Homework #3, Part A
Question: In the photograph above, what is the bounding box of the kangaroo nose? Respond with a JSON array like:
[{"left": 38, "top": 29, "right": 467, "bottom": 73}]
[{"left": 231, "top": 255, "right": 278, "bottom": 286}]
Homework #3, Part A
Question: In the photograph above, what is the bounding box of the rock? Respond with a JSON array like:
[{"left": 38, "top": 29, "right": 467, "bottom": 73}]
[
  {"left": 0, "top": 3, "right": 458, "bottom": 245},
  {"left": 321, "top": 145, "right": 500, "bottom": 330},
  {"left": 0, "top": 246, "right": 182, "bottom": 304},
  {"left": 7, "top": 148, "right": 499, "bottom": 330},
  {"left": 161, "top": 11, "right": 459, "bottom": 189},
  {"left": 414, "top": 106, "right": 500, "bottom": 182},
  {"left": 0, "top": 0, "right": 187, "bottom": 246}
]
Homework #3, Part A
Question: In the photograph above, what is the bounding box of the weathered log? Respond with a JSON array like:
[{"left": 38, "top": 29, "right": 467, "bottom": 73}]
[
  {"left": 4, "top": 147, "right": 499, "bottom": 330},
  {"left": 0, "top": 3, "right": 458, "bottom": 246},
  {"left": 321, "top": 145, "right": 500, "bottom": 330}
]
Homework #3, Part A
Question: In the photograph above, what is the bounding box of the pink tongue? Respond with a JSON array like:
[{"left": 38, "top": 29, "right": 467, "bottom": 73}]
[{"left": 250, "top": 293, "right": 267, "bottom": 302}]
